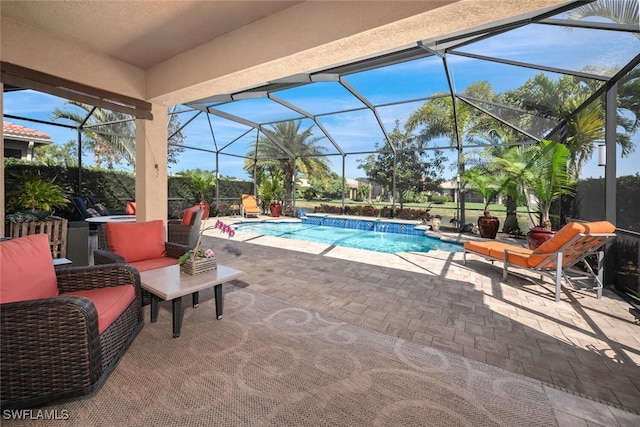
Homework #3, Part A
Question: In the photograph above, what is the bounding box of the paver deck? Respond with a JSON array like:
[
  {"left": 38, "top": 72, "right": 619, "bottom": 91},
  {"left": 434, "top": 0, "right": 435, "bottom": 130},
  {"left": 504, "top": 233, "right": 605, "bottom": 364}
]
[{"left": 203, "top": 216, "right": 639, "bottom": 425}]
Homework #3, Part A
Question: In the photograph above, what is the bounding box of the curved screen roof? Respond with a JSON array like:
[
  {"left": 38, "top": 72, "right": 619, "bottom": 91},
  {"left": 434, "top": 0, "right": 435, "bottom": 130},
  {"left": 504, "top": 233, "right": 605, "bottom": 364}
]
[{"left": 183, "top": 0, "right": 639, "bottom": 162}]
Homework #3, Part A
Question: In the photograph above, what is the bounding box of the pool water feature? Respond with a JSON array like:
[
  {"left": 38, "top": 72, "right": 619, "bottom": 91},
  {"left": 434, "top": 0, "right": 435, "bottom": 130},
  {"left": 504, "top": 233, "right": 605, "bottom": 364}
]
[{"left": 233, "top": 217, "right": 462, "bottom": 254}]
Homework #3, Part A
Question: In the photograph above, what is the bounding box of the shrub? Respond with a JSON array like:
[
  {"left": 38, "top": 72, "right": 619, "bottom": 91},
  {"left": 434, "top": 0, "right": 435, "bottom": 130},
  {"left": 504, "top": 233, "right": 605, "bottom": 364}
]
[{"left": 431, "top": 195, "right": 449, "bottom": 204}]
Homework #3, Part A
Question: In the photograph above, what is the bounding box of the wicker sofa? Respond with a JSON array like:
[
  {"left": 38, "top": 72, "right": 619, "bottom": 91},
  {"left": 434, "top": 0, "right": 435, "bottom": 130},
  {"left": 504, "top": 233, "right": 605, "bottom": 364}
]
[{"left": 0, "top": 234, "right": 144, "bottom": 409}]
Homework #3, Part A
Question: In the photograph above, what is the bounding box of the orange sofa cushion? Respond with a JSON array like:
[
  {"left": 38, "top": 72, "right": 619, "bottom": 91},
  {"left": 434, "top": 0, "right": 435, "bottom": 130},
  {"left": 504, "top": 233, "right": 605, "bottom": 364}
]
[
  {"left": 131, "top": 257, "right": 178, "bottom": 272},
  {"left": 528, "top": 221, "right": 615, "bottom": 267},
  {"left": 106, "top": 220, "right": 166, "bottom": 263},
  {"left": 62, "top": 284, "right": 136, "bottom": 334},
  {"left": 0, "top": 234, "right": 59, "bottom": 304}
]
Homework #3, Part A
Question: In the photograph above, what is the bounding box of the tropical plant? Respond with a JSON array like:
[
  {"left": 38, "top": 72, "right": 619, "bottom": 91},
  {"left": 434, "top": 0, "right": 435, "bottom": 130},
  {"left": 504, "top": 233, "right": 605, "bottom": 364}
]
[
  {"left": 5, "top": 170, "right": 70, "bottom": 215},
  {"left": 256, "top": 167, "right": 283, "bottom": 213},
  {"left": 496, "top": 140, "right": 575, "bottom": 231},
  {"left": 244, "top": 121, "right": 332, "bottom": 215},
  {"left": 177, "top": 169, "right": 217, "bottom": 204},
  {"left": 459, "top": 167, "right": 502, "bottom": 217}
]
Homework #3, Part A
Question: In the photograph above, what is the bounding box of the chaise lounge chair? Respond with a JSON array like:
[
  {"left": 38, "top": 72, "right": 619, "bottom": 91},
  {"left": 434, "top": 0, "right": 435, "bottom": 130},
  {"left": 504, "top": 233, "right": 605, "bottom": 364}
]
[
  {"left": 463, "top": 221, "right": 616, "bottom": 301},
  {"left": 241, "top": 194, "right": 260, "bottom": 218}
]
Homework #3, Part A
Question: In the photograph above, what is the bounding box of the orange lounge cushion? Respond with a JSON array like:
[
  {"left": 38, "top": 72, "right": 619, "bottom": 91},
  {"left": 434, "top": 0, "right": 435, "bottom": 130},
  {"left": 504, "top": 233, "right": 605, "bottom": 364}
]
[
  {"left": 528, "top": 221, "right": 615, "bottom": 267},
  {"left": 0, "top": 234, "right": 59, "bottom": 304},
  {"left": 131, "top": 257, "right": 178, "bottom": 272},
  {"left": 463, "top": 241, "right": 512, "bottom": 257},
  {"left": 489, "top": 247, "right": 533, "bottom": 268},
  {"left": 242, "top": 195, "right": 260, "bottom": 212},
  {"left": 106, "top": 220, "right": 167, "bottom": 263},
  {"left": 62, "top": 284, "right": 136, "bottom": 334}
]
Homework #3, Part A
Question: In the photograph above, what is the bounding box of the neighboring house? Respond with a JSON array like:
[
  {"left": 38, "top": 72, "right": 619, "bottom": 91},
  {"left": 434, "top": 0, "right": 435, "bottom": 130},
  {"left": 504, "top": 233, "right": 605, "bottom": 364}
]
[{"left": 3, "top": 121, "right": 52, "bottom": 161}]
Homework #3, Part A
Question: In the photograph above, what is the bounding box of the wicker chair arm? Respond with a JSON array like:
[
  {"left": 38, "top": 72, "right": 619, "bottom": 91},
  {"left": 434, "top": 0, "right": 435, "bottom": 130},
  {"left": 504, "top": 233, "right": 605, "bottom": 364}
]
[
  {"left": 1, "top": 296, "right": 103, "bottom": 407},
  {"left": 56, "top": 264, "right": 142, "bottom": 302},
  {"left": 167, "top": 223, "right": 194, "bottom": 246},
  {"left": 1, "top": 295, "right": 100, "bottom": 337},
  {"left": 93, "top": 249, "right": 126, "bottom": 265},
  {"left": 166, "top": 241, "right": 191, "bottom": 259}
]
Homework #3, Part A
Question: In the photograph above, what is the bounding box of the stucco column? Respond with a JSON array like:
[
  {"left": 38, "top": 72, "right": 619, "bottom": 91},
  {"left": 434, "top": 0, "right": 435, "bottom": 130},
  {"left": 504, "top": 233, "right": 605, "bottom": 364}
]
[{"left": 135, "top": 102, "right": 168, "bottom": 228}]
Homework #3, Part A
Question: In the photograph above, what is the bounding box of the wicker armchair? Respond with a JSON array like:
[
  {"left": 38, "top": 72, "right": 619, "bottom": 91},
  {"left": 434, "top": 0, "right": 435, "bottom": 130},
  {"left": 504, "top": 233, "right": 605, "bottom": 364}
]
[
  {"left": 1, "top": 235, "right": 144, "bottom": 409},
  {"left": 94, "top": 221, "right": 191, "bottom": 305},
  {"left": 168, "top": 208, "right": 204, "bottom": 247}
]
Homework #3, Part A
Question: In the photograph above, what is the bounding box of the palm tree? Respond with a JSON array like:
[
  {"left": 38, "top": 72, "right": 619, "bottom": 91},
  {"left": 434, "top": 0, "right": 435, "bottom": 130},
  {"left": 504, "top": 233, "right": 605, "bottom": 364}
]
[
  {"left": 463, "top": 126, "right": 528, "bottom": 234},
  {"left": 52, "top": 101, "right": 136, "bottom": 169},
  {"left": 505, "top": 72, "right": 636, "bottom": 180},
  {"left": 53, "top": 102, "right": 186, "bottom": 170},
  {"left": 495, "top": 140, "right": 575, "bottom": 231},
  {"left": 405, "top": 81, "right": 499, "bottom": 149},
  {"left": 244, "top": 121, "right": 332, "bottom": 215},
  {"left": 567, "top": 0, "right": 639, "bottom": 40}
]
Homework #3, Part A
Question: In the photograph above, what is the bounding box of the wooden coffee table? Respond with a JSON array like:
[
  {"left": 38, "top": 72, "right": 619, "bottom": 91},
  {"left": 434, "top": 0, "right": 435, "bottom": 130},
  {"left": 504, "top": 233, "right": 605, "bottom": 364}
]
[{"left": 139, "top": 264, "right": 245, "bottom": 337}]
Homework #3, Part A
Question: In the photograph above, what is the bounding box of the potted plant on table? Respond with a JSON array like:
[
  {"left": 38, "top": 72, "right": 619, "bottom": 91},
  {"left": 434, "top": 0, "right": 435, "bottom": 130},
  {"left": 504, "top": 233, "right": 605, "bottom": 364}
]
[{"left": 179, "top": 219, "right": 235, "bottom": 275}]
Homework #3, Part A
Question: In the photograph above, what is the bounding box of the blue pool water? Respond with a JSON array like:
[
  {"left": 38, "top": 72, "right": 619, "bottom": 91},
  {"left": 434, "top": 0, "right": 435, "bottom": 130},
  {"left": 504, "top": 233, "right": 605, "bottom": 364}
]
[{"left": 233, "top": 221, "right": 462, "bottom": 254}]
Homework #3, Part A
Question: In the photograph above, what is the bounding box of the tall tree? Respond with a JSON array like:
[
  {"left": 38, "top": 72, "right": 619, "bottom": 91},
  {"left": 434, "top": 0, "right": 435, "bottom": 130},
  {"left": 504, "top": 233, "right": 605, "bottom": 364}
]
[
  {"left": 504, "top": 70, "right": 637, "bottom": 180},
  {"left": 244, "top": 121, "right": 332, "bottom": 215},
  {"left": 52, "top": 102, "right": 185, "bottom": 169},
  {"left": 52, "top": 101, "right": 135, "bottom": 169},
  {"left": 358, "top": 121, "right": 446, "bottom": 208},
  {"left": 405, "top": 81, "right": 500, "bottom": 149},
  {"left": 33, "top": 140, "right": 79, "bottom": 167}
]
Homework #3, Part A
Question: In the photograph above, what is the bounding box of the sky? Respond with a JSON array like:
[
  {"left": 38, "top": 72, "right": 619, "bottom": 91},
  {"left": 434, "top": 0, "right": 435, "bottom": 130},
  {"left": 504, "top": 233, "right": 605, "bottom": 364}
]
[{"left": 3, "top": 10, "right": 639, "bottom": 182}]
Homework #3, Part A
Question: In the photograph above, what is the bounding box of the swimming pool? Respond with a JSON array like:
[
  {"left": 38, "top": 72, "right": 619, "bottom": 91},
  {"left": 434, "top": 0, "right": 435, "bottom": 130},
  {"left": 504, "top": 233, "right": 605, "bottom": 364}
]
[{"left": 233, "top": 222, "right": 462, "bottom": 254}]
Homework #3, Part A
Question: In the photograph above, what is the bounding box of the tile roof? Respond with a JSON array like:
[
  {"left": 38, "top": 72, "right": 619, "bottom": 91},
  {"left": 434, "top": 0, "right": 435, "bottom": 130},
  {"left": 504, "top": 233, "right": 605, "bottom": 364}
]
[{"left": 3, "top": 121, "right": 51, "bottom": 140}]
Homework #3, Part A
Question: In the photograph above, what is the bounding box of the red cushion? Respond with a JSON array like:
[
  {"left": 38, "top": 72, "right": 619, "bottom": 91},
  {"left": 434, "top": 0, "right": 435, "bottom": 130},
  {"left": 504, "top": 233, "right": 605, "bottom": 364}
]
[
  {"left": 106, "top": 220, "right": 166, "bottom": 263},
  {"left": 131, "top": 257, "right": 178, "bottom": 272},
  {"left": 0, "top": 234, "right": 59, "bottom": 304},
  {"left": 62, "top": 285, "right": 136, "bottom": 334},
  {"left": 125, "top": 202, "right": 136, "bottom": 215},
  {"left": 181, "top": 207, "right": 197, "bottom": 225}
]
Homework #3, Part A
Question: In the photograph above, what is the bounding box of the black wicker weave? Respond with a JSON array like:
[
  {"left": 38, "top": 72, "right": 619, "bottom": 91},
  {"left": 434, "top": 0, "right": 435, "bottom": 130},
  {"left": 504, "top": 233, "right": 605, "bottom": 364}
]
[
  {"left": 0, "top": 264, "right": 144, "bottom": 410},
  {"left": 94, "top": 224, "right": 191, "bottom": 305}
]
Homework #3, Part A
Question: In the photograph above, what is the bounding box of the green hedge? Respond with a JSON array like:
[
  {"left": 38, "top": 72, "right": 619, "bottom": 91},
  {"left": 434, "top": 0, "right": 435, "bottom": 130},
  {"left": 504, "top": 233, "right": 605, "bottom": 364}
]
[{"left": 4, "top": 163, "right": 252, "bottom": 220}]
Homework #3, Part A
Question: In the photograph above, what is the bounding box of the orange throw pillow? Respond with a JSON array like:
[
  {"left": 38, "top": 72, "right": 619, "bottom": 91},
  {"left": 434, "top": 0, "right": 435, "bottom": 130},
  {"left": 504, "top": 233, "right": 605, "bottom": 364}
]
[
  {"left": 0, "top": 234, "right": 59, "bottom": 303},
  {"left": 106, "top": 220, "right": 166, "bottom": 263}
]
